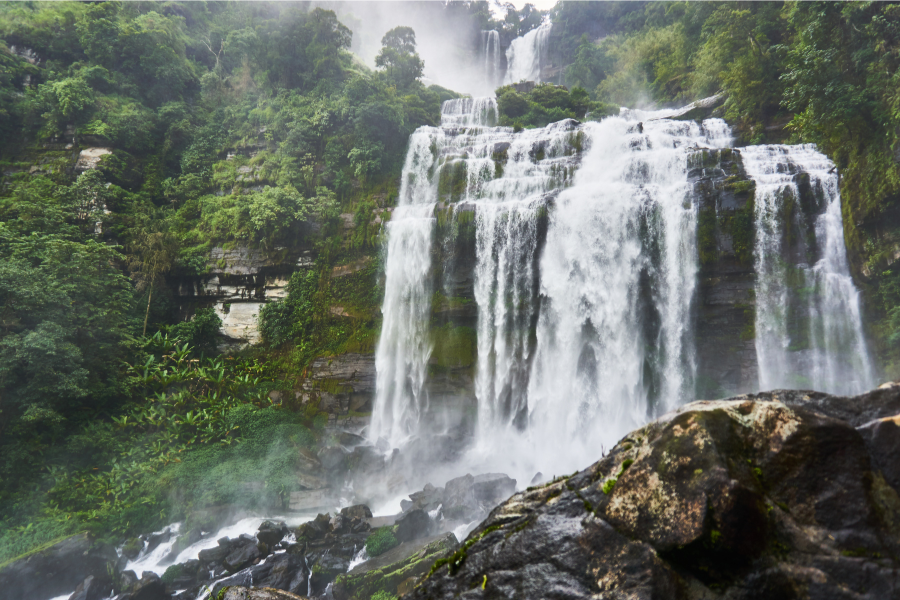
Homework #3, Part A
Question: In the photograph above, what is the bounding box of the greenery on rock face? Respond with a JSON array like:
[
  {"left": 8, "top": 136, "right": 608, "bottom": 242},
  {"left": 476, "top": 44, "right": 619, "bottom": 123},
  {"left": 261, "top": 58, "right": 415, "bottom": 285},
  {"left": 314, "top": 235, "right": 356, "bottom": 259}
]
[
  {"left": 495, "top": 83, "right": 616, "bottom": 129},
  {"left": 0, "top": 0, "right": 480, "bottom": 564},
  {"left": 365, "top": 526, "right": 400, "bottom": 557}
]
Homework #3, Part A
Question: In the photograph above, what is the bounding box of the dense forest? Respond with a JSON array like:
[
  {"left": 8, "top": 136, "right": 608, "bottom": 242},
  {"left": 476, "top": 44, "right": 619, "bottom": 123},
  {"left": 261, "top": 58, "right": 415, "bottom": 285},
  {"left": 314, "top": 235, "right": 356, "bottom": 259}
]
[{"left": 1, "top": 0, "right": 900, "bottom": 575}]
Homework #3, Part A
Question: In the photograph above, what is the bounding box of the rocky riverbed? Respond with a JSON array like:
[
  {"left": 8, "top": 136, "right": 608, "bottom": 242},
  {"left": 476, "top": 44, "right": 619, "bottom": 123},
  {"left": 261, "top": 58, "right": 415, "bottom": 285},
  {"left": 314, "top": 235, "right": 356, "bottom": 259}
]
[{"left": 6, "top": 384, "right": 900, "bottom": 600}]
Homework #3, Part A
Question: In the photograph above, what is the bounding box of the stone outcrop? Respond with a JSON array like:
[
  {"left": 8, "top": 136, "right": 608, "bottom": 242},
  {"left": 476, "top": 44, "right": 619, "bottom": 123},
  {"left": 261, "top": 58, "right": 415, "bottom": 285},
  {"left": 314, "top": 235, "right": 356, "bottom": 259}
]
[
  {"left": 411, "top": 386, "right": 900, "bottom": 600},
  {"left": 0, "top": 532, "right": 118, "bottom": 600},
  {"left": 333, "top": 532, "right": 458, "bottom": 600}
]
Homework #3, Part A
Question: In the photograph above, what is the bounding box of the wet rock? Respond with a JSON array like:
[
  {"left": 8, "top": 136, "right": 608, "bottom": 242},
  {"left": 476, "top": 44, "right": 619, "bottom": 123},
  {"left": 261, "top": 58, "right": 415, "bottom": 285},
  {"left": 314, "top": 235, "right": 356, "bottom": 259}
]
[
  {"left": 394, "top": 509, "right": 434, "bottom": 543},
  {"left": 221, "top": 587, "right": 308, "bottom": 600},
  {"left": 223, "top": 540, "right": 262, "bottom": 573},
  {"left": 121, "top": 537, "right": 142, "bottom": 560},
  {"left": 442, "top": 474, "right": 479, "bottom": 520},
  {"left": 68, "top": 574, "right": 114, "bottom": 600},
  {"left": 340, "top": 504, "right": 373, "bottom": 520},
  {"left": 409, "top": 389, "right": 900, "bottom": 600},
  {"left": 127, "top": 572, "right": 166, "bottom": 600},
  {"left": 472, "top": 473, "right": 516, "bottom": 504},
  {"left": 317, "top": 446, "right": 348, "bottom": 471},
  {"left": 161, "top": 559, "right": 201, "bottom": 593},
  {"left": 145, "top": 530, "right": 173, "bottom": 554},
  {"left": 333, "top": 532, "right": 458, "bottom": 600},
  {"left": 257, "top": 520, "right": 289, "bottom": 547},
  {"left": 0, "top": 532, "right": 118, "bottom": 600},
  {"left": 197, "top": 543, "right": 230, "bottom": 565}
]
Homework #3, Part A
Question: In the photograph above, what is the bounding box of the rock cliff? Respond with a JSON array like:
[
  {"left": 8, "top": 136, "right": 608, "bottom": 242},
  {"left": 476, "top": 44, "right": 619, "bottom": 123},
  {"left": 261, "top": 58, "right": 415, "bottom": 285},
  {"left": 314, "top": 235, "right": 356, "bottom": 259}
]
[{"left": 410, "top": 385, "right": 900, "bottom": 600}]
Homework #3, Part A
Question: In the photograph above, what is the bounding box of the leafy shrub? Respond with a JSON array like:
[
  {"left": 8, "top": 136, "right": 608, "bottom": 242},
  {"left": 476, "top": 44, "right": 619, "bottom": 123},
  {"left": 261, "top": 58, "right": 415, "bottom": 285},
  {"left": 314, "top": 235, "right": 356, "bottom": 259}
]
[{"left": 365, "top": 527, "right": 399, "bottom": 557}]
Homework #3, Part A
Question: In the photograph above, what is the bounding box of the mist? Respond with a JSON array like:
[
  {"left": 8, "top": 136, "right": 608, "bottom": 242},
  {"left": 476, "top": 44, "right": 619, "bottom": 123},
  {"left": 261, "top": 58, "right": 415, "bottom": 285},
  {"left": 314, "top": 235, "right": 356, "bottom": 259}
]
[{"left": 315, "top": 1, "right": 498, "bottom": 96}]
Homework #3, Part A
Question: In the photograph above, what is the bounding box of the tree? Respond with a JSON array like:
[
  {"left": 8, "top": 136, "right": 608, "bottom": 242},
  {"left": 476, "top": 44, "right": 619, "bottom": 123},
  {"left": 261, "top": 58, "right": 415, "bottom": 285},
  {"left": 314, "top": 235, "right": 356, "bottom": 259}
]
[
  {"left": 127, "top": 210, "right": 178, "bottom": 336},
  {"left": 375, "top": 26, "right": 424, "bottom": 89}
]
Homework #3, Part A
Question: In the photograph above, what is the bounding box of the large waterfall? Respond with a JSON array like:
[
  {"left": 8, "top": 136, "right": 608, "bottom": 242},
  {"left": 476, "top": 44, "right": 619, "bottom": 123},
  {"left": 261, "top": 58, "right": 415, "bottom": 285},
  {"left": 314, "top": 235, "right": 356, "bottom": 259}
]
[
  {"left": 742, "top": 145, "right": 874, "bottom": 395},
  {"left": 372, "top": 99, "right": 875, "bottom": 479},
  {"left": 504, "top": 22, "right": 551, "bottom": 84}
]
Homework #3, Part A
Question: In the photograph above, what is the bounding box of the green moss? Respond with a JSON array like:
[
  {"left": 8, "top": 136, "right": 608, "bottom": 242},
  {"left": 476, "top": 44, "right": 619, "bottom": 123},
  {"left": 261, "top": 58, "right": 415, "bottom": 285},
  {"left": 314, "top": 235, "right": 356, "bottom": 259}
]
[
  {"left": 601, "top": 477, "right": 617, "bottom": 495},
  {"left": 430, "top": 323, "right": 476, "bottom": 369},
  {"left": 366, "top": 526, "right": 400, "bottom": 557},
  {"left": 698, "top": 207, "right": 718, "bottom": 266}
]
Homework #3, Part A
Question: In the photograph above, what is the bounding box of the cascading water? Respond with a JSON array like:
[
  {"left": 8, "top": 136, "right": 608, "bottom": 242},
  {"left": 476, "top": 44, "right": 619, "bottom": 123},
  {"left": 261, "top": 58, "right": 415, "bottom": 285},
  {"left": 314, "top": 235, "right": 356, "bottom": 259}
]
[
  {"left": 374, "top": 95, "right": 876, "bottom": 482},
  {"left": 375, "top": 97, "right": 734, "bottom": 477},
  {"left": 742, "top": 144, "right": 874, "bottom": 394},
  {"left": 481, "top": 30, "right": 501, "bottom": 89},
  {"left": 504, "top": 22, "right": 551, "bottom": 84}
]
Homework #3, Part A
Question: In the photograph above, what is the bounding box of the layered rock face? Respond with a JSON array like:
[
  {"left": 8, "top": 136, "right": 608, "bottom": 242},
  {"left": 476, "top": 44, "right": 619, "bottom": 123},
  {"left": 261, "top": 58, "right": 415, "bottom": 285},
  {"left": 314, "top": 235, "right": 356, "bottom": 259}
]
[{"left": 411, "top": 386, "right": 900, "bottom": 599}]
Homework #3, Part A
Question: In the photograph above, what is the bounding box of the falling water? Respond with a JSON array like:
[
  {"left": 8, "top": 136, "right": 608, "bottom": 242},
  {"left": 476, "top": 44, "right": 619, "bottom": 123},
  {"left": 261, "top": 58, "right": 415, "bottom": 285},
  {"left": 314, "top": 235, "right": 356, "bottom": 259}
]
[
  {"left": 481, "top": 30, "right": 501, "bottom": 88},
  {"left": 742, "top": 144, "right": 874, "bottom": 394},
  {"left": 504, "top": 22, "right": 551, "bottom": 84}
]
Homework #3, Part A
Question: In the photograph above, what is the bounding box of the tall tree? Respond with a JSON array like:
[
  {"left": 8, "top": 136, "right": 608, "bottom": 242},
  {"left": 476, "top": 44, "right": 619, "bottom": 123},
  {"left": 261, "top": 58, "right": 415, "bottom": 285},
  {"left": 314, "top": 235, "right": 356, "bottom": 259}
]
[{"left": 375, "top": 26, "right": 424, "bottom": 89}]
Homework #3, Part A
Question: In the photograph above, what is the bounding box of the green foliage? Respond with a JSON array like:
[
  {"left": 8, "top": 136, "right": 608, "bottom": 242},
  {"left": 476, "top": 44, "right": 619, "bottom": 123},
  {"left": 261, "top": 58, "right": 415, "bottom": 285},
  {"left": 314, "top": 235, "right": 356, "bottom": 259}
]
[
  {"left": 495, "top": 83, "right": 614, "bottom": 128},
  {"left": 365, "top": 526, "right": 399, "bottom": 557},
  {"left": 375, "top": 26, "right": 424, "bottom": 90}
]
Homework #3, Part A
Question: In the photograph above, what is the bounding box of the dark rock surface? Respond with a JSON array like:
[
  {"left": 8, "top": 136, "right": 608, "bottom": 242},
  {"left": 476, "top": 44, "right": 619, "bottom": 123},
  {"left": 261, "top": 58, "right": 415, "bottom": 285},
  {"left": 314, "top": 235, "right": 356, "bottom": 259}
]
[
  {"left": 410, "top": 388, "right": 900, "bottom": 600},
  {"left": 0, "top": 532, "right": 117, "bottom": 600},
  {"left": 333, "top": 532, "right": 458, "bottom": 600}
]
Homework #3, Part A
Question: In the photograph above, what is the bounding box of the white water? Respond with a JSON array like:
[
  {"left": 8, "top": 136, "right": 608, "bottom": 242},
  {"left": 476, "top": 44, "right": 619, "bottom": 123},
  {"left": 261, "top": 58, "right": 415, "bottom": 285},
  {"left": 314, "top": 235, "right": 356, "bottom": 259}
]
[
  {"left": 504, "top": 22, "right": 551, "bottom": 84},
  {"left": 742, "top": 144, "right": 874, "bottom": 394},
  {"left": 374, "top": 96, "right": 740, "bottom": 480},
  {"left": 482, "top": 30, "right": 501, "bottom": 89}
]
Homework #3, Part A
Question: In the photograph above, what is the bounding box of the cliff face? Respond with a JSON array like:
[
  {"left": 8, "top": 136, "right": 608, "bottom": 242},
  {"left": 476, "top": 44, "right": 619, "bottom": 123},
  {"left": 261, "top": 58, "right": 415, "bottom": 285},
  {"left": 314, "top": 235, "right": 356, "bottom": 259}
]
[{"left": 410, "top": 385, "right": 900, "bottom": 599}]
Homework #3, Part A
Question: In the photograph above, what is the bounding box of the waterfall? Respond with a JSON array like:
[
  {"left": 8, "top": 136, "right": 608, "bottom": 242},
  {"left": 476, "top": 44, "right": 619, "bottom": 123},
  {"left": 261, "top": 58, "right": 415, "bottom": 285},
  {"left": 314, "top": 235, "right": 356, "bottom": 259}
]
[
  {"left": 742, "top": 144, "right": 874, "bottom": 395},
  {"left": 482, "top": 30, "right": 500, "bottom": 89},
  {"left": 504, "top": 22, "right": 552, "bottom": 84},
  {"left": 369, "top": 127, "right": 442, "bottom": 445},
  {"left": 374, "top": 97, "right": 875, "bottom": 478}
]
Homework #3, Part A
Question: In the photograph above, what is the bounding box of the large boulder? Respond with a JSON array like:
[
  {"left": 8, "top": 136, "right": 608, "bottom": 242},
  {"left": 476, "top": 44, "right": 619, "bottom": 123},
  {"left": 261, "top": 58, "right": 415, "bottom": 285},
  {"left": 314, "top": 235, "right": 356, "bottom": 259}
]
[
  {"left": 221, "top": 587, "right": 308, "bottom": 600},
  {"left": 333, "top": 532, "right": 457, "bottom": 600},
  {"left": 410, "top": 388, "right": 900, "bottom": 600},
  {"left": 0, "top": 532, "right": 117, "bottom": 600},
  {"left": 394, "top": 509, "right": 433, "bottom": 543},
  {"left": 256, "top": 520, "right": 288, "bottom": 547}
]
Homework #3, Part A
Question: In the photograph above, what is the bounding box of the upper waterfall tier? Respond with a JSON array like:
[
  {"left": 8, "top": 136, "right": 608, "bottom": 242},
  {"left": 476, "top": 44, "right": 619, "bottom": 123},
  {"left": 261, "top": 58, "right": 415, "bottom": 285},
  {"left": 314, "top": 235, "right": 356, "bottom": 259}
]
[
  {"left": 504, "top": 22, "right": 552, "bottom": 84},
  {"left": 372, "top": 98, "right": 874, "bottom": 481}
]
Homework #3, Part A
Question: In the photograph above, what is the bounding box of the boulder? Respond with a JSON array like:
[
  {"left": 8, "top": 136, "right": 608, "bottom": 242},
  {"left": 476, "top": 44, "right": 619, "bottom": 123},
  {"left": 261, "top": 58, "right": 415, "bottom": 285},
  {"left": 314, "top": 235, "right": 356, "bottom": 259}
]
[
  {"left": 394, "top": 509, "right": 433, "bottom": 543},
  {"left": 442, "top": 474, "right": 478, "bottom": 520},
  {"left": 340, "top": 504, "right": 373, "bottom": 520},
  {"left": 197, "top": 543, "right": 230, "bottom": 565},
  {"left": 409, "top": 389, "right": 900, "bottom": 600},
  {"left": 221, "top": 587, "right": 308, "bottom": 600},
  {"left": 256, "top": 520, "right": 288, "bottom": 547},
  {"left": 0, "top": 532, "right": 118, "bottom": 600},
  {"left": 68, "top": 574, "right": 114, "bottom": 600},
  {"left": 127, "top": 572, "right": 166, "bottom": 600},
  {"left": 318, "top": 445, "right": 349, "bottom": 471},
  {"left": 223, "top": 541, "right": 262, "bottom": 573},
  {"left": 472, "top": 473, "right": 516, "bottom": 504},
  {"left": 333, "top": 532, "right": 458, "bottom": 600}
]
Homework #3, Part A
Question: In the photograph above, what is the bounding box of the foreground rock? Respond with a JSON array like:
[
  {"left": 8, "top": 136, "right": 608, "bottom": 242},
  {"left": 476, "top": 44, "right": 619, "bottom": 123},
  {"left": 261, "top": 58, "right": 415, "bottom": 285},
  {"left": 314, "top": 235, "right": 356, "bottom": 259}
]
[
  {"left": 333, "top": 532, "right": 457, "bottom": 600},
  {"left": 411, "top": 387, "right": 900, "bottom": 600},
  {"left": 0, "top": 532, "right": 117, "bottom": 600}
]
